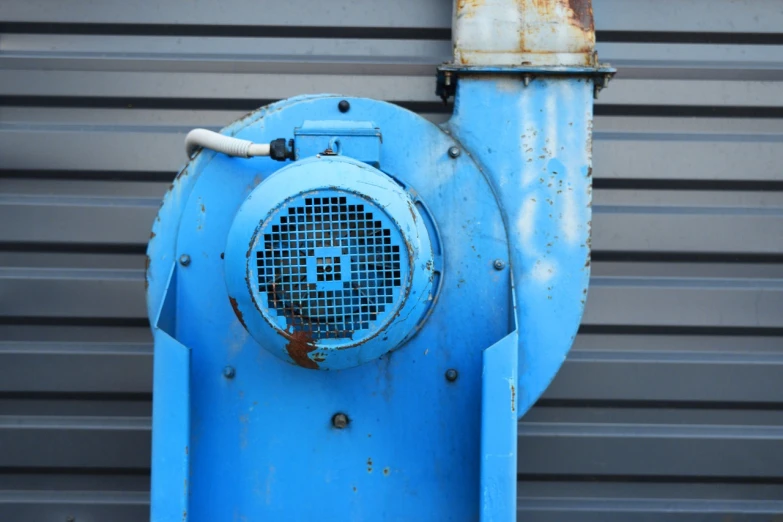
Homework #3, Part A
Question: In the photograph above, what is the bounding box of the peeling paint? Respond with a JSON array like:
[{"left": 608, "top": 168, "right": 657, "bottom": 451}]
[
  {"left": 285, "top": 330, "right": 318, "bottom": 369},
  {"left": 229, "top": 296, "right": 247, "bottom": 329}
]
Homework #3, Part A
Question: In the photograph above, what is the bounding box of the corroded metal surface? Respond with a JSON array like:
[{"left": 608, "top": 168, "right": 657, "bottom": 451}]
[{"left": 453, "top": 0, "right": 596, "bottom": 66}]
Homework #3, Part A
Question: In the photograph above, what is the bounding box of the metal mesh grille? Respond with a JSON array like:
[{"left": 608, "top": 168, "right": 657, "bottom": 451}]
[{"left": 256, "top": 192, "right": 406, "bottom": 340}]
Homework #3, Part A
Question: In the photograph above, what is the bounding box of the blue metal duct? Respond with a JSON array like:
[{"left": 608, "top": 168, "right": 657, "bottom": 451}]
[{"left": 146, "top": 1, "right": 612, "bottom": 520}]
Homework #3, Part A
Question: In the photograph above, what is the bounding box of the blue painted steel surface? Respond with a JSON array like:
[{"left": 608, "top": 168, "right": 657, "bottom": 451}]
[
  {"left": 147, "top": 72, "right": 594, "bottom": 519},
  {"left": 449, "top": 76, "right": 594, "bottom": 416},
  {"left": 148, "top": 95, "right": 513, "bottom": 521},
  {"left": 480, "top": 293, "right": 519, "bottom": 522},
  {"left": 150, "top": 266, "right": 191, "bottom": 522},
  {"left": 294, "top": 120, "right": 382, "bottom": 166}
]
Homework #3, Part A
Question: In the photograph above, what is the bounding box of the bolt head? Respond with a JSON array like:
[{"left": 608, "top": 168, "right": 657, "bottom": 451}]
[
  {"left": 332, "top": 412, "right": 349, "bottom": 429},
  {"left": 179, "top": 254, "right": 191, "bottom": 266},
  {"left": 493, "top": 259, "right": 506, "bottom": 270},
  {"left": 447, "top": 146, "right": 461, "bottom": 158},
  {"left": 338, "top": 100, "right": 350, "bottom": 113},
  {"left": 222, "top": 366, "right": 236, "bottom": 379},
  {"left": 445, "top": 369, "right": 458, "bottom": 382}
]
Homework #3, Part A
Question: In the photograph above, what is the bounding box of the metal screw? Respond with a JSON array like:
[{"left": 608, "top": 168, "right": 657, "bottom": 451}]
[
  {"left": 223, "top": 366, "right": 236, "bottom": 379},
  {"left": 179, "top": 254, "right": 191, "bottom": 266},
  {"left": 445, "top": 369, "right": 458, "bottom": 382},
  {"left": 523, "top": 74, "right": 532, "bottom": 87},
  {"left": 332, "top": 412, "right": 349, "bottom": 429},
  {"left": 493, "top": 259, "right": 506, "bottom": 270},
  {"left": 338, "top": 100, "right": 350, "bottom": 113},
  {"left": 448, "top": 146, "right": 461, "bottom": 158}
]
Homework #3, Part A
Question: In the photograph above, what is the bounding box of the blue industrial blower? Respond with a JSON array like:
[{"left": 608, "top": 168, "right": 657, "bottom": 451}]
[{"left": 146, "top": 1, "right": 613, "bottom": 520}]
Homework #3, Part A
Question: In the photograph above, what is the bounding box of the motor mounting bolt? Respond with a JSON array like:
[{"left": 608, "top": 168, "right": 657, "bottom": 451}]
[
  {"left": 179, "top": 254, "right": 191, "bottom": 266},
  {"left": 448, "top": 146, "right": 461, "bottom": 158},
  {"left": 332, "top": 412, "right": 349, "bottom": 429},
  {"left": 493, "top": 259, "right": 506, "bottom": 270}
]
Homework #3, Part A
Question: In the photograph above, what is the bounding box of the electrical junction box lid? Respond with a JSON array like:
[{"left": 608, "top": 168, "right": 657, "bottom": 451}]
[{"left": 294, "top": 120, "right": 382, "bottom": 166}]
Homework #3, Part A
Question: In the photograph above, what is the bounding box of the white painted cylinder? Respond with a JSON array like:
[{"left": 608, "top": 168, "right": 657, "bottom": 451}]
[{"left": 452, "top": 0, "right": 596, "bottom": 67}]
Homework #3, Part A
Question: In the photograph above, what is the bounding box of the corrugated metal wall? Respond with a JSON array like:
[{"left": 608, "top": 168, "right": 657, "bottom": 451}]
[{"left": 1, "top": 0, "right": 782, "bottom": 520}]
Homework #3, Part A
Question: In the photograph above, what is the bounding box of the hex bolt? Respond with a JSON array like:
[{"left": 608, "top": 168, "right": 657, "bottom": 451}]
[
  {"left": 448, "top": 146, "right": 461, "bottom": 158},
  {"left": 332, "top": 412, "right": 349, "bottom": 429},
  {"left": 179, "top": 254, "right": 191, "bottom": 266},
  {"left": 445, "top": 369, "right": 458, "bottom": 382},
  {"left": 223, "top": 366, "right": 236, "bottom": 379},
  {"left": 338, "top": 100, "right": 351, "bottom": 113},
  {"left": 493, "top": 259, "right": 506, "bottom": 270}
]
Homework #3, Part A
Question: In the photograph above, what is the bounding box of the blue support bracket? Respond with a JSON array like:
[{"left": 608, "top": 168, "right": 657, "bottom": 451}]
[
  {"left": 480, "top": 281, "right": 519, "bottom": 522},
  {"left": 150, "top": 265, "right": 191, "bottom": 522}
]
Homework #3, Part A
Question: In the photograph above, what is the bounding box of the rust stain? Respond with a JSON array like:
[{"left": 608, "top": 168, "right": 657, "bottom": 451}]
[
  {"left": 149, "top": 231, "right": 156, "bottom": 240},
  {"left": 529, "top": 0, "right": 594, "bottom": 32},
  {"left": 407, "top": 200, "right": 418, "bottom": 225},
  {"left": 228, "top": 296, "right": 247, "bottom": 329},
  {"left": 566, "top": 0, "right": 594, "bottom": 31},
  {"left": 285, "top": 330, "right": 318, "bottom": 369},
  {"left": 144, "top": 255, "right": 151, "bottom": 291},
  {"left": 200, "top": 202, "right": 206, "bottom": 213},
  {"left": 367, "top": 457, "right": 373, "bottom": 473},
  {"left": 457, "top": 0, "right": 485, "bottom": 12},
  {"left": 383, "top": 467, "right": 390, "bottom": 477},
  {"left": 510, "top": 384, "right": 516, "bottom": 412}
]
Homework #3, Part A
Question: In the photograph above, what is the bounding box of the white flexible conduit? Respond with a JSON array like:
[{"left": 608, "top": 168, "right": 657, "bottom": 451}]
[{"left": 185, "top": 128, "right": 271, "bottom": 158}]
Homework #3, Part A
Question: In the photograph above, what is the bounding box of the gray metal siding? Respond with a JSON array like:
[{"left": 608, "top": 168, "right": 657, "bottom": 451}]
[{"left": 0, "top": 0, "right": 782, "bottom": 519}]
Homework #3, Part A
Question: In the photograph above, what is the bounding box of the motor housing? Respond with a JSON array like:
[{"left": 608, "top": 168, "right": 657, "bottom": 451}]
[{"left": 224, "top": 154, "right": 438, "bottom": 370}]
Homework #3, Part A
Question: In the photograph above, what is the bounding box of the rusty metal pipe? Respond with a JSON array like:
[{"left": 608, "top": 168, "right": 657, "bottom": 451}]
[{"left": 453, "top": 0, "right": 596, "bottom": 67}]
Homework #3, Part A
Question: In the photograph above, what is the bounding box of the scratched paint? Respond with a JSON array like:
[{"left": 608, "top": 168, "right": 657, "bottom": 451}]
[{"left": 449, "top": 76, "right": 593, "bottom": 417}]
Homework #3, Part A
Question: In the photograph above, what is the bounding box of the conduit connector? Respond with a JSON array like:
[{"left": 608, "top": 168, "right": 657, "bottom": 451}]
[{"left": 185, "top": 128, "right": 293, "bottom": 161}]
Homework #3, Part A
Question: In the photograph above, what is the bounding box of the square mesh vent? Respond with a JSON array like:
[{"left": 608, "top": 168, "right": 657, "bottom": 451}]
[{"left": 256, "top": 194, "right": 405, "bottom": 340}]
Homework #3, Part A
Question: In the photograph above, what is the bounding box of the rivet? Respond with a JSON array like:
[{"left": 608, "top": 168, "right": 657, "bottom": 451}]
[
  {"left": 493, "top": 259, "right": 506, "bottom": 270},
  {"left": 332, "top": 412, "right": 349, "bottom": 429},
  {"left": 179, "top": 254, "right": 191, "bottom": 266},
  {"left": 445, "top": 369, "right": 458, "bottom": 382},
  {"left": 338, "top": 100, "right": 350, "bottom": 113},
  {"left": 223, "top": 366, "right": 236, "bottom": 379},
  {"left": 448, "top": 146, "right": 461, "bottom": 158}
]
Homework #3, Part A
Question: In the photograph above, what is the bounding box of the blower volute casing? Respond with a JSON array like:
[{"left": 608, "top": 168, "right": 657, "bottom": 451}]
[{"left": 146, "top": 1, "right": 613, "bottom": 520}]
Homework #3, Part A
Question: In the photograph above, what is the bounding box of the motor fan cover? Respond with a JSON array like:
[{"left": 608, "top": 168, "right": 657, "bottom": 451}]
[{"left": 224, "top": 155, "right": 437, "bottom": 370}]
